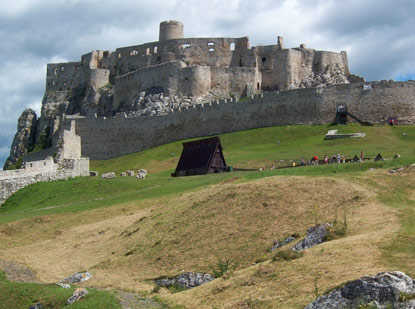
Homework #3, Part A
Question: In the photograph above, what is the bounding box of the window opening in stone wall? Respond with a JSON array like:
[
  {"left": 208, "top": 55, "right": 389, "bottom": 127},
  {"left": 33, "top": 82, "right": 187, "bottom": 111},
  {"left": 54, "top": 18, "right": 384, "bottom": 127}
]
[
  {"left": 181, "top": 43, "right": 191, "bottom": 49},
  {"left": 52, "top": 80, "right": 56, "bottom": 86},
  {"left": 230, "top": 42, "right": 235, "bottom": 51},
  {"left": 262, "top": 57, "right": 266, "bottom": 63},
  {"left": 154, "top": 46, "right": 158, "bottom": 54},
  {"left": 157, "top": 56, "right": 161, "bottom": 63},
  {"left": 208, "top": 42, "right": 215, "bottom": 52},
  {"left": 61, "top": 66, "right": 65, "bottom": 72},
  {"left": 146, "top": 48, "right": 150, "bottom": 55},
  {"left": 118, "top": 53, "right": 122, "bottom": 59},
  {"left": 54, "top": 68, "right": 58, "bottom": 75},
  {"left": 257, "top": 82, "right": 260, "bottom": 90}
]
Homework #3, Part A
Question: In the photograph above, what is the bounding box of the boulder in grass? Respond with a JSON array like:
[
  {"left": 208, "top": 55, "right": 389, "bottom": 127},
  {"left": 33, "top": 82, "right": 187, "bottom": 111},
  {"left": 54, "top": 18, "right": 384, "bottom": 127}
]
[
  {"left": 66, "top": 288, "right": 89, "bottom": 305},
  {"left": 136, "top": 169, "right": 147, "bottom": 179},
  {"left": 292, "top": 223, "right": 331, "bottom": 251},
  {"left": 101, "top": 172, "right": 116, "bottom": 179},
  {"left": 305, "top": 271, "right": 415, "bottom": 309},
  {"left": 155, "top": 272, "right": 214, "bottom": 289},
  {"left": 60, "top": 271, "right": 91, "bottom": 284}
]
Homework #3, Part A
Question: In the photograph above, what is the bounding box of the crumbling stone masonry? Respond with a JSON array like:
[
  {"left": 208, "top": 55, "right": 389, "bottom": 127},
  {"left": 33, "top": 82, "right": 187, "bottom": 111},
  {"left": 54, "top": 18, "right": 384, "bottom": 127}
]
[
  {"left": 0, "top": 123, "right": 89, "bottom": 206},
  {"left": 69, "top": 81, "right": 415, "bottom": 160}
]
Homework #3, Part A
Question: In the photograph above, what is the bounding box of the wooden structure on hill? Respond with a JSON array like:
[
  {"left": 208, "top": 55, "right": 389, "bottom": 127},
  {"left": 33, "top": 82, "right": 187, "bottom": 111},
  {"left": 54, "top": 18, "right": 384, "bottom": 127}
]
[{"left": 172, "top": 136, "right": 227, "bottom": 177}]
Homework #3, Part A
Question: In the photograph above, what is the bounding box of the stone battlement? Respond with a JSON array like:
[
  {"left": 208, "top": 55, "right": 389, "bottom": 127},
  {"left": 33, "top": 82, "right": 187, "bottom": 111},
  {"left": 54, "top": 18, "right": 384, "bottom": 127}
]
[{"left": 64, "top": 81, "right": 415, "bottom": 160}]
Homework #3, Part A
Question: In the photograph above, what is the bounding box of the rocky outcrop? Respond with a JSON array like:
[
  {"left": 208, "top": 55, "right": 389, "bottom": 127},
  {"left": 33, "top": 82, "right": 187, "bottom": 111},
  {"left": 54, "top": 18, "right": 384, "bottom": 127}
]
[
  {"left": 270, "top": 234, "right": 299, "bottom": 252},
  {"left": 4, "top": 109, "right": 37, "bottom": 169},
  {"left": 60, "top": 271, "right": 91, "bottom": 284},
  {"left": 292, "top": 223, "right": 331, "bottom": 251},
  {"left": 297, "top": 69, "right": 349, "bottom": 90},
  {"left": 126, "top": 88, "right": 219, "bottom": 117},
  {"left": 305, "top": 271, "right": 415, "bottom": 309},
  {"left": 155, "top": 272, "right": 214, "bottom": 289}
]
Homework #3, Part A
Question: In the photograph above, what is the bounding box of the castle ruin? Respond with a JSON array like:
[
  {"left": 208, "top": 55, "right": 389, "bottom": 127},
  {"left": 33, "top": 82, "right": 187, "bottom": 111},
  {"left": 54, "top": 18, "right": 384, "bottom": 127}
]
[{"left": 4, "top": 20, "right": 415, "bottom": 170}]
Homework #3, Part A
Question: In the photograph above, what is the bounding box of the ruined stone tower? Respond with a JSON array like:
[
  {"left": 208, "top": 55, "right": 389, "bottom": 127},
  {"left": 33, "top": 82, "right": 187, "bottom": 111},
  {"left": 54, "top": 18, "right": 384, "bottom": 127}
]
[{"left": 159, "top": 20, "right": 184, "bottom": 41}]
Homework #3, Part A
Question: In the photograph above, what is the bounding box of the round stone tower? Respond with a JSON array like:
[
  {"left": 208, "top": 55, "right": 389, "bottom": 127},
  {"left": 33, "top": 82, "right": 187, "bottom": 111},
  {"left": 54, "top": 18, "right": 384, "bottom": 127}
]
[{"left": 159, "top": 20, "right": 184, "bottom": 42}]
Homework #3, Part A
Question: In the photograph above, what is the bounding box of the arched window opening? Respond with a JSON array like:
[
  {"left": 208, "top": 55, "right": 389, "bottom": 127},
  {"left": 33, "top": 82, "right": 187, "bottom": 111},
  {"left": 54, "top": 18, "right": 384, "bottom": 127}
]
[
  {"left": 230, "top": 42, "right": 235, "bottom": 51},
  {"left": 208, "top": 42, "right": 215, "bottom": 52},
  {"left": 180, "top": 43, "right": 191, "bottom": 49}
]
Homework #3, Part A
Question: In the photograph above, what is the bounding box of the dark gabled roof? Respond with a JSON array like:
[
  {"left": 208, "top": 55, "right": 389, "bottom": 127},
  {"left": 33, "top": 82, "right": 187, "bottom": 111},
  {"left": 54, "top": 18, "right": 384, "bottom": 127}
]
[{"left": 174, "top": 136, "right": 226, "bottom": 172}]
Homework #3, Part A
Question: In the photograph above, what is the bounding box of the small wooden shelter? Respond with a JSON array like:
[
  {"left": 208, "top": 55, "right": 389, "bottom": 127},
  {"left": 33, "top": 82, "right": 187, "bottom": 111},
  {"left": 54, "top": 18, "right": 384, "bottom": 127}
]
[{"left": 172, "top": 136, "right": 227, "bottom": 177}]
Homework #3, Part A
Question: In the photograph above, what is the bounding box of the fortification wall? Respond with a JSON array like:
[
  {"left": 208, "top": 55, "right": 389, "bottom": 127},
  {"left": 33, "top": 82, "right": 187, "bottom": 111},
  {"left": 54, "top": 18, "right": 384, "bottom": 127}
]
[
  {"left": 210, "top": 66, "right": 260, "bottom": 96},
  {"left": 23, "top": 147, "right": 59, "bottom": 163},
  {"left": 46, "top": 62, "right": 82, "bottom": 92},
  {"left": 0, "top": 158, "right": 89, "bottom": 206},
  {"left": 69, "top": 81, "right": 415, "bottom": 160},
  {"left": 113, "top": 61, "right": 185, "bottom": 108},
  {"left": 114, "top": 37, "right": 251, "bottom": 76}
]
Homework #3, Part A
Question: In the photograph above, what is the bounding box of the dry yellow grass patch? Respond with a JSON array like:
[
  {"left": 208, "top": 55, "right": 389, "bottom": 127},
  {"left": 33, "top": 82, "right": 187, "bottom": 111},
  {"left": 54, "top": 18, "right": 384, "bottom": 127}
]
[{"left": 165, "top": 194, "right": 399, "bottom": 308}]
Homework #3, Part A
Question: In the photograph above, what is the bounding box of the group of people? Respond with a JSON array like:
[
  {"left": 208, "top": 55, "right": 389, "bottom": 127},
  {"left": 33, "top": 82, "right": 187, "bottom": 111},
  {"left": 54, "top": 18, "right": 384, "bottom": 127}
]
[
  {"left": 311, "top": 151, "right": 365, "bottom": 165},
  {"left": 259, "top": 150, "right": 385, "bottom": 171}
]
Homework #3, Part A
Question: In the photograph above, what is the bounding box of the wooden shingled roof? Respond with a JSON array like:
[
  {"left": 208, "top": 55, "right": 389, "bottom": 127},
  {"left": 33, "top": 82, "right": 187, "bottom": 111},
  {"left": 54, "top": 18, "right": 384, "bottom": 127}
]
[{"left": 172, "top": 136, "right": 227, "bottom": 176}]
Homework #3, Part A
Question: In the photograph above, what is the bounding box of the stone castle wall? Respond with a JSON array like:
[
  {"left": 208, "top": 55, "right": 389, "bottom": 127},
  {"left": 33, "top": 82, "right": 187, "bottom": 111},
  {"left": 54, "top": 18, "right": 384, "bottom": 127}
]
[
  {"left": 0, "top": 158, "right": 89, "bottom": 206},
  {"left": 69, "top": 81, "right": 415, "bottom": 161}
]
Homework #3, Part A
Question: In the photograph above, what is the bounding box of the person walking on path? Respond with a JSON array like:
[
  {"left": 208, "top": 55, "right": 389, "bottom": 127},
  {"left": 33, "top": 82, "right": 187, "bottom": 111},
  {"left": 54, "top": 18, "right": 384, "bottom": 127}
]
[{"left": 360, "top": 151, "right": 364, "bottom": 162}]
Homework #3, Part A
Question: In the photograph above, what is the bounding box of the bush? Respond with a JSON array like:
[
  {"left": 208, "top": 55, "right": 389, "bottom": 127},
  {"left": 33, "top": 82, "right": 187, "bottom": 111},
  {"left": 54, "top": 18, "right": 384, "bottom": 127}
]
[
  {"left": 210, "top": 258, "right": 233, "bottom": 278},
  {"left": 272, "top": 250, "right": 304, "bottom": 262}
]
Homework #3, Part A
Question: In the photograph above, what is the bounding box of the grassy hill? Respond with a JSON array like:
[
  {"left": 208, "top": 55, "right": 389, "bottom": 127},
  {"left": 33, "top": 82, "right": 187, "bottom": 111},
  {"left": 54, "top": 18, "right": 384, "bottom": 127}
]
[{"left": 0, "top": 124, "right": 415, "bottom": 308}]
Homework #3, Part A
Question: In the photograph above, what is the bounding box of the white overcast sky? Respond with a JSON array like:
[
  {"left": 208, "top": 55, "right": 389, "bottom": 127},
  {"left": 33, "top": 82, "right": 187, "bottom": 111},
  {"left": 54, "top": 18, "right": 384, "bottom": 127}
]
[{"left": 1, "top": 0, "right": 415, "bottom": 168}]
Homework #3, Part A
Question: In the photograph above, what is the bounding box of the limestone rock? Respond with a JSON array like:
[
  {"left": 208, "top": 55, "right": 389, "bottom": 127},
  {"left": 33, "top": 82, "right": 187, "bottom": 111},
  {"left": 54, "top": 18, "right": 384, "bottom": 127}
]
[
  {"left": 127, "top": 88, "right": 219, "bottom": 118},
  {"left": 120, "top": 172, "right": 127, "bottom": 176},
  {"left": 394, "top": 153, "right": 401, "bottom": 159},
  {"left": 29, "top": 304, "right": 44, "bottom": 309},
  {"left": 155, "top": 272, "right": 214, "bottom": 289},
  {"left": 89, "top": 171, "right": 98, "bottom": 177},
  {"left": 66, "top": 288, "right": 88, "bottom": 305},
  {"left": 127, "top": 170, "right": 135, "bottom": 176},
  {"left": 136, "top": 169, "right": 147, "bottom": 179},
  {"left": 57, "top": 283, "right": 70, "bottom": 288},
  {"left": 60, "top": 271, "right": 91, "bottom": 284},
  {"left": 102, "top": 172, "right": 116, "bottom": 179},
  {"left": 292, "top": 223, "right": 331, "bottom": 251},
  {"left": 305, "top": 271, "right": 415, "bottom": 309},
  {"left": 270, "top": 234, "right": 299, "bottom": 252},
  {"left": 4, "top": 109, "right": 37, "bottom": 169}
]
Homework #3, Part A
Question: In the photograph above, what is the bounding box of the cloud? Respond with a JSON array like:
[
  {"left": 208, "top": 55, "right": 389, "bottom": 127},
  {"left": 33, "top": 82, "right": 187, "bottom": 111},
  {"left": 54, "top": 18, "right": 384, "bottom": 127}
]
[{"left": 0, "top": 0, "right": 414, "bottom": 164}]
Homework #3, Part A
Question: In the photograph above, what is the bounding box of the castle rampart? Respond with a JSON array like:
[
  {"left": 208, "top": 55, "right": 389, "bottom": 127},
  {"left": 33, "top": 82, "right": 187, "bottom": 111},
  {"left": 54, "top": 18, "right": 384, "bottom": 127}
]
[
  {"left": 68, "top": 81, "right": 415, "bottom": 161},
  {"left": 0, "top": 122, "right": 89, "bottom": 206}
]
